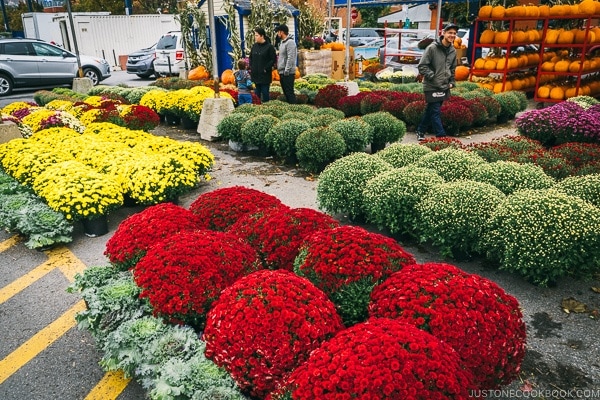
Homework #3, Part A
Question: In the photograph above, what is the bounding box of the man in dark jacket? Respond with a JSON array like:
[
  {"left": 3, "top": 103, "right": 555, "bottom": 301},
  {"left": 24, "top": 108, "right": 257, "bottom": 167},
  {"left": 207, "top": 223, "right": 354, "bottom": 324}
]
[
  {"left": 415, "top": 23, "right": 458, "bottom": 141},
  {"left": 249, "top": 27, "right": 277, "bottom": 103}
]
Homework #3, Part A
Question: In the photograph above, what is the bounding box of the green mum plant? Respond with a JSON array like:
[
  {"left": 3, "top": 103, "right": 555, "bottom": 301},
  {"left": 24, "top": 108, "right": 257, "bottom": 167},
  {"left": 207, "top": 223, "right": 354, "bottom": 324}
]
[
  {"left": 240, "top": 114, "right": 280, "bottom": 149},
  {"left": 482, "top": 189, "right": 600, "bottom": 286},
  {"left": 216, "top": 113, "right": 253, "bottom": 141},
  {"left": 295, "top": 126, "right": 346, "bottom": 174},
  {"left": 32, "top": 160, "right": 124, "bottom": 221},
  {"left": 312, "top": 107, "right": 345, "bottom": 119},
  {"left": 329, "top": 117, "right": 373, "bottom": 154},
  {"left": 470, "top": 161, "right": 555, "bottom": 195},
  {"left": 417, "top": 180, "right": 506, "bottom": 259},
  {"left": 493, "top": 91, "right": 523, "bottom": 121},
  {"left": 265, "top": 119, "right": 310, "bottom": 160},
  {"left": 414, "top": 147, "right": 486, "bottom": 181},
  {"left": 374, "top": 143, "right": 432, "bottom": 168},
  {"left": 566, "top": 95, "right": 599, "bottom": 109},
  {"left": 362, "top": 111, "right": 407, "bottom": 153},
  {"left": 317, "top": 152, "right": 393, "bottom": 220},
  {"left": 363, "top": 166, "right": 444, "bottom": 237},
  {"left": 554, "top": 174, "right": 600, "bottom": 208}
]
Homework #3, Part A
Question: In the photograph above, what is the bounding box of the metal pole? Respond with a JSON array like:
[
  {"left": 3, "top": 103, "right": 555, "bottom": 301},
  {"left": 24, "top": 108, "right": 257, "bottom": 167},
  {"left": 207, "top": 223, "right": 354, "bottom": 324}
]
[
  {"left": 207, "top": 0, "right": 220, "bottom": 95},
  {"left": 65, "top": 0, "right": 83, "bottom": 78},
  {"left": 435, "top": 0, "right": 442, "bottom": 35},
  {"left": 1, "top": 0, "right": 10, "bottom": 32},
  {"left": 344, "top": 0, "right": 351, "bottom": 81}
]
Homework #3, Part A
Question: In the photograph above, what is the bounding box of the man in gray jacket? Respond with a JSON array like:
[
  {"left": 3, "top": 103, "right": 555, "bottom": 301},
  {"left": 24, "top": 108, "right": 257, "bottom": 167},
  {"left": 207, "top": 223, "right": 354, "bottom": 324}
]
[
  {"left": 276, "top": 24, "right": 297, "bottom": 104},
  {"left": 415, "top": 23, "right": 458, "bottom": 141}
]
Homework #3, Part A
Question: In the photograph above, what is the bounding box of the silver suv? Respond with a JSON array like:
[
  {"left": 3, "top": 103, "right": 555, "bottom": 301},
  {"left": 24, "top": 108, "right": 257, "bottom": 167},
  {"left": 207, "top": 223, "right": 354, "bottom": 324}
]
[
  {"left": 0, "top": 38, "right": 111, "bottom": 96},
  {"left": 153, "top": 31, "right": 186, "bottom": 77}
]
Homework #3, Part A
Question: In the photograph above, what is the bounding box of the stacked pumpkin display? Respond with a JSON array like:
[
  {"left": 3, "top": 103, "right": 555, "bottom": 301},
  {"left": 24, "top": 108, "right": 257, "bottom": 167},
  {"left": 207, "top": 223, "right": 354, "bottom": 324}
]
[{"left": 469, "top": 0, "right": 600, "bottom": 97}]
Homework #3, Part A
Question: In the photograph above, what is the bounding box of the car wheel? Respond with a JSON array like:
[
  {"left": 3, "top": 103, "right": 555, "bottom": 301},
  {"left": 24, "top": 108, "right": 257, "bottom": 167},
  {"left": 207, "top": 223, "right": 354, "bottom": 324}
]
[
  {"left": 83, "top": 68, "right": 100, "bottom": 85},
  {"left": 0, "top": 74, "right": 13, "bottom": 96}
]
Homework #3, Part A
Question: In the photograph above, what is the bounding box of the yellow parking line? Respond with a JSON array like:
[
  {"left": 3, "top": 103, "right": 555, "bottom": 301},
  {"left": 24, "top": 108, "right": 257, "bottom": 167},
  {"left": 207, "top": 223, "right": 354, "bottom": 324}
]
[
  {"left": 84, "top": 370, "right": 131, "bottom": 400},
  {"left": 0, "top": 235, "right": 21, "bottom": 254},
  {"left": 51, "top": 247, "right": 87, "bottom": 283},
  {"left": 0, "top": 258, "right": 56, "bottom": 305},
  {"left": 0, "top": 300, "right": 86, "bottom": 385}
]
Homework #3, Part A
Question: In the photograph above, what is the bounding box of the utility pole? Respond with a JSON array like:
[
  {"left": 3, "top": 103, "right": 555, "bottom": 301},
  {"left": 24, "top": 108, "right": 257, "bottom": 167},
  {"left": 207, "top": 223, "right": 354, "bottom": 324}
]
[
  {"left": 1, "top": 0, "right": 10, "bottom": 32},
  {"left": 65, "top": 0, "right": 83, "bottom": 78}
]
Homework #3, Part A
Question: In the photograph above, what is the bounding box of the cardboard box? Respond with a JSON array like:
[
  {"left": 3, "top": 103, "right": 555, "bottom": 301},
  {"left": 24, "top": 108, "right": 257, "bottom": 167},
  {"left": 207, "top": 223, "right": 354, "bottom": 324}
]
[
  {"left": 298, "top": 49, "right": 333, "bottom": 76},
  {"left": 331, "top": 48, "right": 355, "bottom": 80},
  {"left": 456, "top": 48, "right": 467, "bottom": 63}
]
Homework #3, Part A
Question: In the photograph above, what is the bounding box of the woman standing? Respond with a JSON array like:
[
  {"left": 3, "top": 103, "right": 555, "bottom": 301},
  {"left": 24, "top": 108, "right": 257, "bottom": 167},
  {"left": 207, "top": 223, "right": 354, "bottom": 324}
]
[{"left": 249, "top": 27, "right": 277, "bottom": 103}]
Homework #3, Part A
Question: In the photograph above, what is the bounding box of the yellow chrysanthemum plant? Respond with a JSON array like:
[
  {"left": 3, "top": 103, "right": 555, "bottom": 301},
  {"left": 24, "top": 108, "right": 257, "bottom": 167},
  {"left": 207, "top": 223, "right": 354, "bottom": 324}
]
[
  {"left": 32, "top": 160, "right": 124, "bottom": 221},
  {"left": 139, "top": 89, "right": 170, "bottom": 114},
  {"left": 1, "top": 101, "right": 38, "bottom": 116},
  {"left": 182, "top": 86, "right": 234, "bottom": 121}
]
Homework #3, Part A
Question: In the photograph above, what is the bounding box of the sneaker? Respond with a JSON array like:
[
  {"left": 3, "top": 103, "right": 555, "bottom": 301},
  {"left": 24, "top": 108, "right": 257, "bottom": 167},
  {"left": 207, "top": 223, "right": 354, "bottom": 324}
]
[{"left": 416, "top": 131, "right": 425, "bottom": 141}]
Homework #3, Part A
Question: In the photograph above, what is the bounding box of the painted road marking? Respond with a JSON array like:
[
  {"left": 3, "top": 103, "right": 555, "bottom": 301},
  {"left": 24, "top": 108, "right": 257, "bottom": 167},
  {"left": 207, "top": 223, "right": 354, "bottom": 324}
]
[
  {"left": 0, "top": 241, "right": 131, "bottom": 398},
  {"left": 84, "top": 370, "right": 131, "bottom": 400},
  {"left": 0, "top": 247, "right": 86, "bottom": 305},
  {"left": 0, "top": 300, "right": 86, "bottom": 384},
  {"left": 0, "top": 235, "right": 21, "bottom": 254}
]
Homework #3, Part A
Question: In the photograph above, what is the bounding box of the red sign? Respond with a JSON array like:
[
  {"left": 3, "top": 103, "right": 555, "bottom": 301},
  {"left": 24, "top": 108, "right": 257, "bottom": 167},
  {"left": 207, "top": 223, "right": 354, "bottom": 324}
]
[{"left": 351, "top": 9, "right": 358, "bottom": 20}]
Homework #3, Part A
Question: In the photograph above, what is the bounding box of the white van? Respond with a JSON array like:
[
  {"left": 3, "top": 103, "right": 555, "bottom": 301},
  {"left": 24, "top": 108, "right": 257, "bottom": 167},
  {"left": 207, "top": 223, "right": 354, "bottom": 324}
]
[{"left": 153, "top": 31, "right": 186, "bottom": 77}]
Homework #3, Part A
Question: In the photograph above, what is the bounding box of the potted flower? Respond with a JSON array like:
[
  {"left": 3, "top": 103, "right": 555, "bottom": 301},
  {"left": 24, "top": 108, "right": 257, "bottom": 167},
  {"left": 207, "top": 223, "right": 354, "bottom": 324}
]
[
  {"left": 31, "top": 160, "right": 123, "bottom": 236},
  {"left": 369, "top": 263, "right": 527, "bottom": 389},
  {"left": 312, "top": 36, "right": 324, "bottom": 50},
  {"left": 203, "top": 269, "right": 344, "bottom": 398}
]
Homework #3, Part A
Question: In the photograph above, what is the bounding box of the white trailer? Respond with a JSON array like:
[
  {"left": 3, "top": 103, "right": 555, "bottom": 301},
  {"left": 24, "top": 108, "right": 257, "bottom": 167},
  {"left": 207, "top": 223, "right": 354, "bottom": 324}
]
[{"left": 22, "top": 12, "right": 180, "bottom": 69}]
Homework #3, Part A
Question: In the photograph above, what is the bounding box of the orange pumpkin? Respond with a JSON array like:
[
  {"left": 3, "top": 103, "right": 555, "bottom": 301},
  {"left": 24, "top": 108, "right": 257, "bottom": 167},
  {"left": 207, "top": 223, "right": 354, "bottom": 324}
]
[
  {"left": 454, "top": 37, "right": 462, "bottom": 48},
  {"left": 455, "top": 65, "right": 470, "bottom": 81},
  {"left": 537, "top": 85, "right": 551, "bottom": 98},
  {"left": 579, "top": 0, "right": 597, "bottom": 14},
  {"left": 480, "top": 29, "right": 496, "bottom": 44},
  {"left": 295, "top": 67, "right": 301, "bottom": 79},
  {"left": 491, "top": 5, "right": 506, "bottom": 18},
  {"left": 550, "top": 86, "right": 565, "bottom": 100},
  {"left": 478, "top": 5, "right": 493, "bottom": 18},
  {"left": 188, "top": 65, "right": 209, "bottom": 80},
  {"left": 221, "top": 69, "right": 235, "bottom": 85},
  {"left": 272, "top": 69, "right": 280, "bottom": 81}
]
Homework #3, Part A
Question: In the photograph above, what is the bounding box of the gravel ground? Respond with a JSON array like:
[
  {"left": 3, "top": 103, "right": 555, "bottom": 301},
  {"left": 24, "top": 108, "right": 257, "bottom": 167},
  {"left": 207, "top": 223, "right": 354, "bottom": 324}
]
[{"left": 154, "top": 109, "right": 599, "bottom": 399}]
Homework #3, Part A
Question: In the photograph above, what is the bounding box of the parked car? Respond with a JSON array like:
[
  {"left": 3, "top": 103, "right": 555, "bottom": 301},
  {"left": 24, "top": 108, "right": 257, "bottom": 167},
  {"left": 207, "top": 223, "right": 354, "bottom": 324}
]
[
  {"left": 153, "top": 31, "right": 186, "bottom": 77},
  {"left": 0, "top": 38, "right": 111, "bottom": 96},
  {"left": 342, "top": 28, "right": 385, "bottom": 47},
  {"left": 126, "top": 44, "right": 156, "bottom": 79}
]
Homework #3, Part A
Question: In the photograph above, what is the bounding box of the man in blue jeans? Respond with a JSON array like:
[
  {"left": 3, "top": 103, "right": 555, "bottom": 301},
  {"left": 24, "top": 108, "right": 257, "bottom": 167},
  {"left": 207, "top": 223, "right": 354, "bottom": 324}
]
[
  {"left": 416, "top": 23, "right": 458, "bottom": 141},
  {"left": 275, "top": 24, "right": 297, "bottom": 104}
]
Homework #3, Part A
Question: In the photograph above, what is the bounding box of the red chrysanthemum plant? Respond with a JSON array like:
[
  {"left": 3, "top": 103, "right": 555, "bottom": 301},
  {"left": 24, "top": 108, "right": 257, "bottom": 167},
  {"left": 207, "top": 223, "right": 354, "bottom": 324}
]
[
  {"left": 369, "top": 262, "right": 527, "bottom": 389},
  {"left": 104, "top": 203, "right": 200, "bottom": 271},
  {"left": 294, "top": 225, "right": 415, "bottom": 326},
  {"left": 269, "top": 318, "right": 474, "bottom": 400},
  {"left": 251, "top": 207, "right": 340, "bottom": 270},
  {"left": 189, "top": 186, "right": 283, "bottom": 231},
  {"left": 203, "top": 269, "right": 344, "bottom": 398},
  {"left": 133, "top": 230, "right": 261, "bottom": 329}
]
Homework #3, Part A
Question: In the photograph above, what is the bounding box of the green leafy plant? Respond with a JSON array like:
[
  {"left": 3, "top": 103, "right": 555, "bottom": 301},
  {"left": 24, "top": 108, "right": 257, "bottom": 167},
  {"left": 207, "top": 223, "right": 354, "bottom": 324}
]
[
  {"left": 363, "top": 166, "right": 444, "bottom": 237},
  {"left": 374, "top": 143, "right": 432, "bottom": 168},
  {"left": 470, "top": 161, "right": 555, "bottom": 195},
  {"left": 554, "top": 174, "right": 600, "bottom": 208},
  {"left": 482, "top": 189, "right": 600, "bottom": 286},
  {"left": 240, "top": 114, "right": 280, "bottom": 149},
  {"left": 295, "top": 126, "right": 346, "bottom": 174},
  {"left": 414, "top": 147, "right": 486, "bottom": 181},
  {"left": 417, "top": 180, "right": 506, "bottom": 259},
  {"left": 216, "top": 113, "right": 251, "bottom": 141},
  {"left": 317, "top": 153, "right": 392, "bottom": 220},
  {"left": 265, "top": 119, "right": 310, "bottom": 160},
  {"left": 362, "top": 111, "right": 407, "bottom": 152},
  {"left": 329, "top": 117, "right": 373, "bottom": 154}
]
